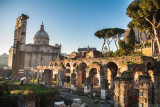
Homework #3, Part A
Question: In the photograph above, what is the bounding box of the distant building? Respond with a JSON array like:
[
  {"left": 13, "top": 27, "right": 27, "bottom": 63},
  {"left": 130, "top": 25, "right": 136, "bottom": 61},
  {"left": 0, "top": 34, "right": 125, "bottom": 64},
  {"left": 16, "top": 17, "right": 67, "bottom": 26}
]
[
  {"left": 8, "top": 46, "right": 13, "bottom": 68},
  {"left": 123, "top": 29, "right": 149, "bottom": 44},
  {"left": 9, "top": 23, "right": 61, "bottom": 70},
  {"left": 78, "top": 46, "right": 97, "bottom": 57}
]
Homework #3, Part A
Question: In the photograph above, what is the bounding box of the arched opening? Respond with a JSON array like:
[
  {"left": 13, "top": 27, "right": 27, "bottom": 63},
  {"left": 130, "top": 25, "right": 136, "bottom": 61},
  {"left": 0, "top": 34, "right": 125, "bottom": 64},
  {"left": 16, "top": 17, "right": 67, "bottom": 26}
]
[
  {"left": 134, "top": 71, "right": 143, "bottom": 88},
  {"left": 66, "top": 63, "right": 71, "bottom": 73},
  {"left": 89, "top": 68, "right": 99, "bottom": 87},
  {"left": 148, "top": 70, "right": 154, "bottom": 82},
  {"left": 65, "top": 63, "right": 71, "bottom": 83},
  {"left": 60, "top": 62, "right": 63, "bottom": 65},
  {"left": 73, "top": 63, "right": 76, "bottom": 72},
  {"left": 147, "top": 62, "right": 152, "bottom": 71},
  {"left": 77, "top": 62, "right": 87, "bottom": 87},
  {"left": 73, "top": 63, "right": 76, "bottom": 67},
  {"left": 106, "top": 62, "right": 118, "bottom": 89},
  {"left": 66, "top": 63, "right": 70, "bottom": 68}
]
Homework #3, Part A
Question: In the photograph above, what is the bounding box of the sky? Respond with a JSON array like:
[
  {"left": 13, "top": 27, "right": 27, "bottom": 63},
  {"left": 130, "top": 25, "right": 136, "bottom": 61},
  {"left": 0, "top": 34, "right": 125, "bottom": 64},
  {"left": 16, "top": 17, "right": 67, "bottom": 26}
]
[{"left": 0, "top": 0, "right": 133, "bottom": 55}]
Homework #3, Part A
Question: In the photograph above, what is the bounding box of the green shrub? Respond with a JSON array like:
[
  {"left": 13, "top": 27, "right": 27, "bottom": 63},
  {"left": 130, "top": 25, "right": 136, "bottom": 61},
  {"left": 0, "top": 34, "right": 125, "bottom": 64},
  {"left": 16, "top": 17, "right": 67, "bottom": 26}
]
[{"left": 123, "top": 62, "right": 135, "bottom": 66}]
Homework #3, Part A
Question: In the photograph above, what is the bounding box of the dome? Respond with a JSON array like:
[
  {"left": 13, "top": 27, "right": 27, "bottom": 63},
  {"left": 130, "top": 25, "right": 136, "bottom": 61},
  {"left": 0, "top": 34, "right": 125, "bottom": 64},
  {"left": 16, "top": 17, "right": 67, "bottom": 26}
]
[{"left": 34, "top": 22, "right": 50, "bottom": 45}]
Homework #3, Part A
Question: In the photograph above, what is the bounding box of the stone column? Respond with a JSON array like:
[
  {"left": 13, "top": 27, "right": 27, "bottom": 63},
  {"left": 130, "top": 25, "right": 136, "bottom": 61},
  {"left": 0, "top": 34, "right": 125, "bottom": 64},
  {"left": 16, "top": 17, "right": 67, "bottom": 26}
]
[
  {"left": 101, "top": 78, "right": 108, "bottom": 99},
  {"left": 114, "top": 77, "right": 120, "bottom": 107},
  {"left": 59, "top": 69, "right": 64, "bottom": 86},
  {"left": 15, "top": 30, "right": 20, "bottom": 78},
  {"left": 44, "top": 69, "right": 53, "bottom": 86},
  {"left": 84, "top": 77, "right": 91, "bottom": 93},
  {"left": 71, "top": 72, "right": 77, "bottom": 90},
  {"left": 18, "top": 15, "right": 29, "bottom": 79},
  {"left": 119, "top": 78, "right": 133, "bottom": 107},
  {"left": 138, "top": 75, "right": 153, "bottom": 107},
  {"left": 114, "top": 72, "right": 133, "bottom": 107},
  {"left": 54, "top": 101, "right": 65, "bottom": 107},
  {"left": 12, "top": 30, "right": 18, "bottom": 77},
  {"left": 77, "top": 70, "right": 82, "bottom": 87}
]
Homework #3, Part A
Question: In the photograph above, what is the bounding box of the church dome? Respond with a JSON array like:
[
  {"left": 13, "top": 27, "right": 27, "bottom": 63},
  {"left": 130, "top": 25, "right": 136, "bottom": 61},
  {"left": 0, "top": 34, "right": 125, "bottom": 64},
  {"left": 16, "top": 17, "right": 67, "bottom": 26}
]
[{"left": 34, "top": 23, "right": 50, "bottom": 45}]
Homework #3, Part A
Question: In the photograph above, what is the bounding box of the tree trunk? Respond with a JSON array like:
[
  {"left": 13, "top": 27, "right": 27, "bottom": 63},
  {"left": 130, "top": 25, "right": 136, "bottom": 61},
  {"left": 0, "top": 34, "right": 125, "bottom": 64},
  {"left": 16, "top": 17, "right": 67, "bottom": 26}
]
[
  {"left": 151, "top": 39, "right": 155, "bottom": 56},
  {"left": 153, "top": 27, "right": 160, "bottom": 54},
  {"left": 106, "top": 42, "right": 110, "bottom": 51},
  {"left": 113, "top": 39, "right": 118, "bottom": 50},
  {"left": 101, "top": 39, "right": 106, "bottom": 52}
]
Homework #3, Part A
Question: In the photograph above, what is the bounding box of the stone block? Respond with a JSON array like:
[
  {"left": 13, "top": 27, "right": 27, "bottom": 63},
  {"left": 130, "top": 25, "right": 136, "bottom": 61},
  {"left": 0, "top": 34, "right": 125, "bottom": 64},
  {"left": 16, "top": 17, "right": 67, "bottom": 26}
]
[
  {"left": 101, "top": 89, "right": 106, "bottom": 99},
  {"left": 54, "top": 101, "right": 65, "bottom": 107},
  {"left": 84, "top": 85, "right": 91, "bottom": 93},
  {"left": 71, "top": 84, "right": 77, "bottom": 91},
  {"left": 20, "top": 77, "right": 28, "bottom": 85},
  {"left": 73, "top": 98, "right": 81, "bottom": 105},
  {"left": 44, "top": 69, "right": 53, "bottom": 86}
]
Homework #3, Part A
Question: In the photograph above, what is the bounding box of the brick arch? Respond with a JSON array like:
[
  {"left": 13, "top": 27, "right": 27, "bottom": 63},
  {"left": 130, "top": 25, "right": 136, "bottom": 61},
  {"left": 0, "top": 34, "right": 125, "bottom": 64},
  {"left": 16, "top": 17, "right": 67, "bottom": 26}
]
[
  {"left": 131, "top": 64, "right": 145, "bottom": 102},
  {"left": 131, "top": 64, "right": 145, "bottom": 78},
  {"left": 87, "top": 63, "right": 101, "bottom": 72},
  {"left": 105, "top": 62, "right": 118, "bottom": 77},
  {"left": 88, "top": 68, "right": 100, "bottom": 87},
  {"left": 86, "top": 63, "right": 101, "bottom": 78},
  {"left": 104, "top": 61, "right": 118, "bottom": 89}
]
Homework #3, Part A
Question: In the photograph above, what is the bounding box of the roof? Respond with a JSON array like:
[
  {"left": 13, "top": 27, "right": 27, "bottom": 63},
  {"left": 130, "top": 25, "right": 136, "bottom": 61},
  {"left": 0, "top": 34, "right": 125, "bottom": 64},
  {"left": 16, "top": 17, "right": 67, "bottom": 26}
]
[{"left": 78, "top": 48, "right": 96, "bottom": 51}]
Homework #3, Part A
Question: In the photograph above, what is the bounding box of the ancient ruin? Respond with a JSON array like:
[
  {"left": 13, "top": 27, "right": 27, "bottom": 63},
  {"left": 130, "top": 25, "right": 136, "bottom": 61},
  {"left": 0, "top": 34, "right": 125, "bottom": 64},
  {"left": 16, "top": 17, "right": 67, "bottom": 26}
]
[
  {"left": 46, "top": 50, "right": 160, "bottom": 106},
  {"left": 12, "top": 14, "right": 29, "bottom": 79}
]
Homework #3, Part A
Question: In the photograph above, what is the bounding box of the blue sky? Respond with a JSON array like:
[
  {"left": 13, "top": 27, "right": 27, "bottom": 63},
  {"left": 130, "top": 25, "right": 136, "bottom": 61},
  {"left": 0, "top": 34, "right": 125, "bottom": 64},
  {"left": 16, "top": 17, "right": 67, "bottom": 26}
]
[{"left": 0, "top": 0, "right": 133, "bottom": 55}]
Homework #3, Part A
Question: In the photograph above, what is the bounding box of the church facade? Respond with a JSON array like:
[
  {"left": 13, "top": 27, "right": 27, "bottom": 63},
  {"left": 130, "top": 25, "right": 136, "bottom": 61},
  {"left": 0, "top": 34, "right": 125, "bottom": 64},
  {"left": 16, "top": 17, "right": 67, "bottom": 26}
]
[{"left": 9, "top": 23, "right": 61, "bottom": 71}]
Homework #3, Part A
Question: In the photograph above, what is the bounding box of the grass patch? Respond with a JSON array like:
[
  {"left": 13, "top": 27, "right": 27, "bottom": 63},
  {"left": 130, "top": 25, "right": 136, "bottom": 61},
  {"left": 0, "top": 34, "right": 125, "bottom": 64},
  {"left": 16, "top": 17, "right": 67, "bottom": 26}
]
[
  {"left": 19, "top": 84, "right": 55, "bottom": 95},
  {"left": 123, "top": 62, "right": 135, "bottom": 66}
]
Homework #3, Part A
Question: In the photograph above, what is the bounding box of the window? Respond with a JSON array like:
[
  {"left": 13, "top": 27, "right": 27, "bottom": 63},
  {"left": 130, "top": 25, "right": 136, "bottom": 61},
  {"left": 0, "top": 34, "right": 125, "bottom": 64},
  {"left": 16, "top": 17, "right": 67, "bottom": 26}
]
[
  {"left": 145, "top": 98, "right": 147, "bottom": 103},
  {"left": 44, "top": 41, "right": 45, "bottom": 44},
  {"left": 38, "top": 41, "right": 40, "bottom": 43},
  {"left": 142, "top": 92, "right": 143, "bottom": 96},
  {"left": 118, "top": 96, "right": 119, "bottom": 102}
]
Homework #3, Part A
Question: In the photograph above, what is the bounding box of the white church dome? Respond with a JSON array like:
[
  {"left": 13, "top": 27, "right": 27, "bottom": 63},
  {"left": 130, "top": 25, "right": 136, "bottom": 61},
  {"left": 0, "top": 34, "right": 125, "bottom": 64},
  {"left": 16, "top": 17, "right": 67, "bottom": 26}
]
[{"left": 34, "top": 23, "right": 50, "bottom": 45}]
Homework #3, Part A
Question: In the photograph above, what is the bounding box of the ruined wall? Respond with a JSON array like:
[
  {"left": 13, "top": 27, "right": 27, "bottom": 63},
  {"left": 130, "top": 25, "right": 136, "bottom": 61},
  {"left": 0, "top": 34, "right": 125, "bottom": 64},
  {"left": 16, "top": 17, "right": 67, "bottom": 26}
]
[{"left": 12, "top": 14, "right": 29, "bottom": 79}]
